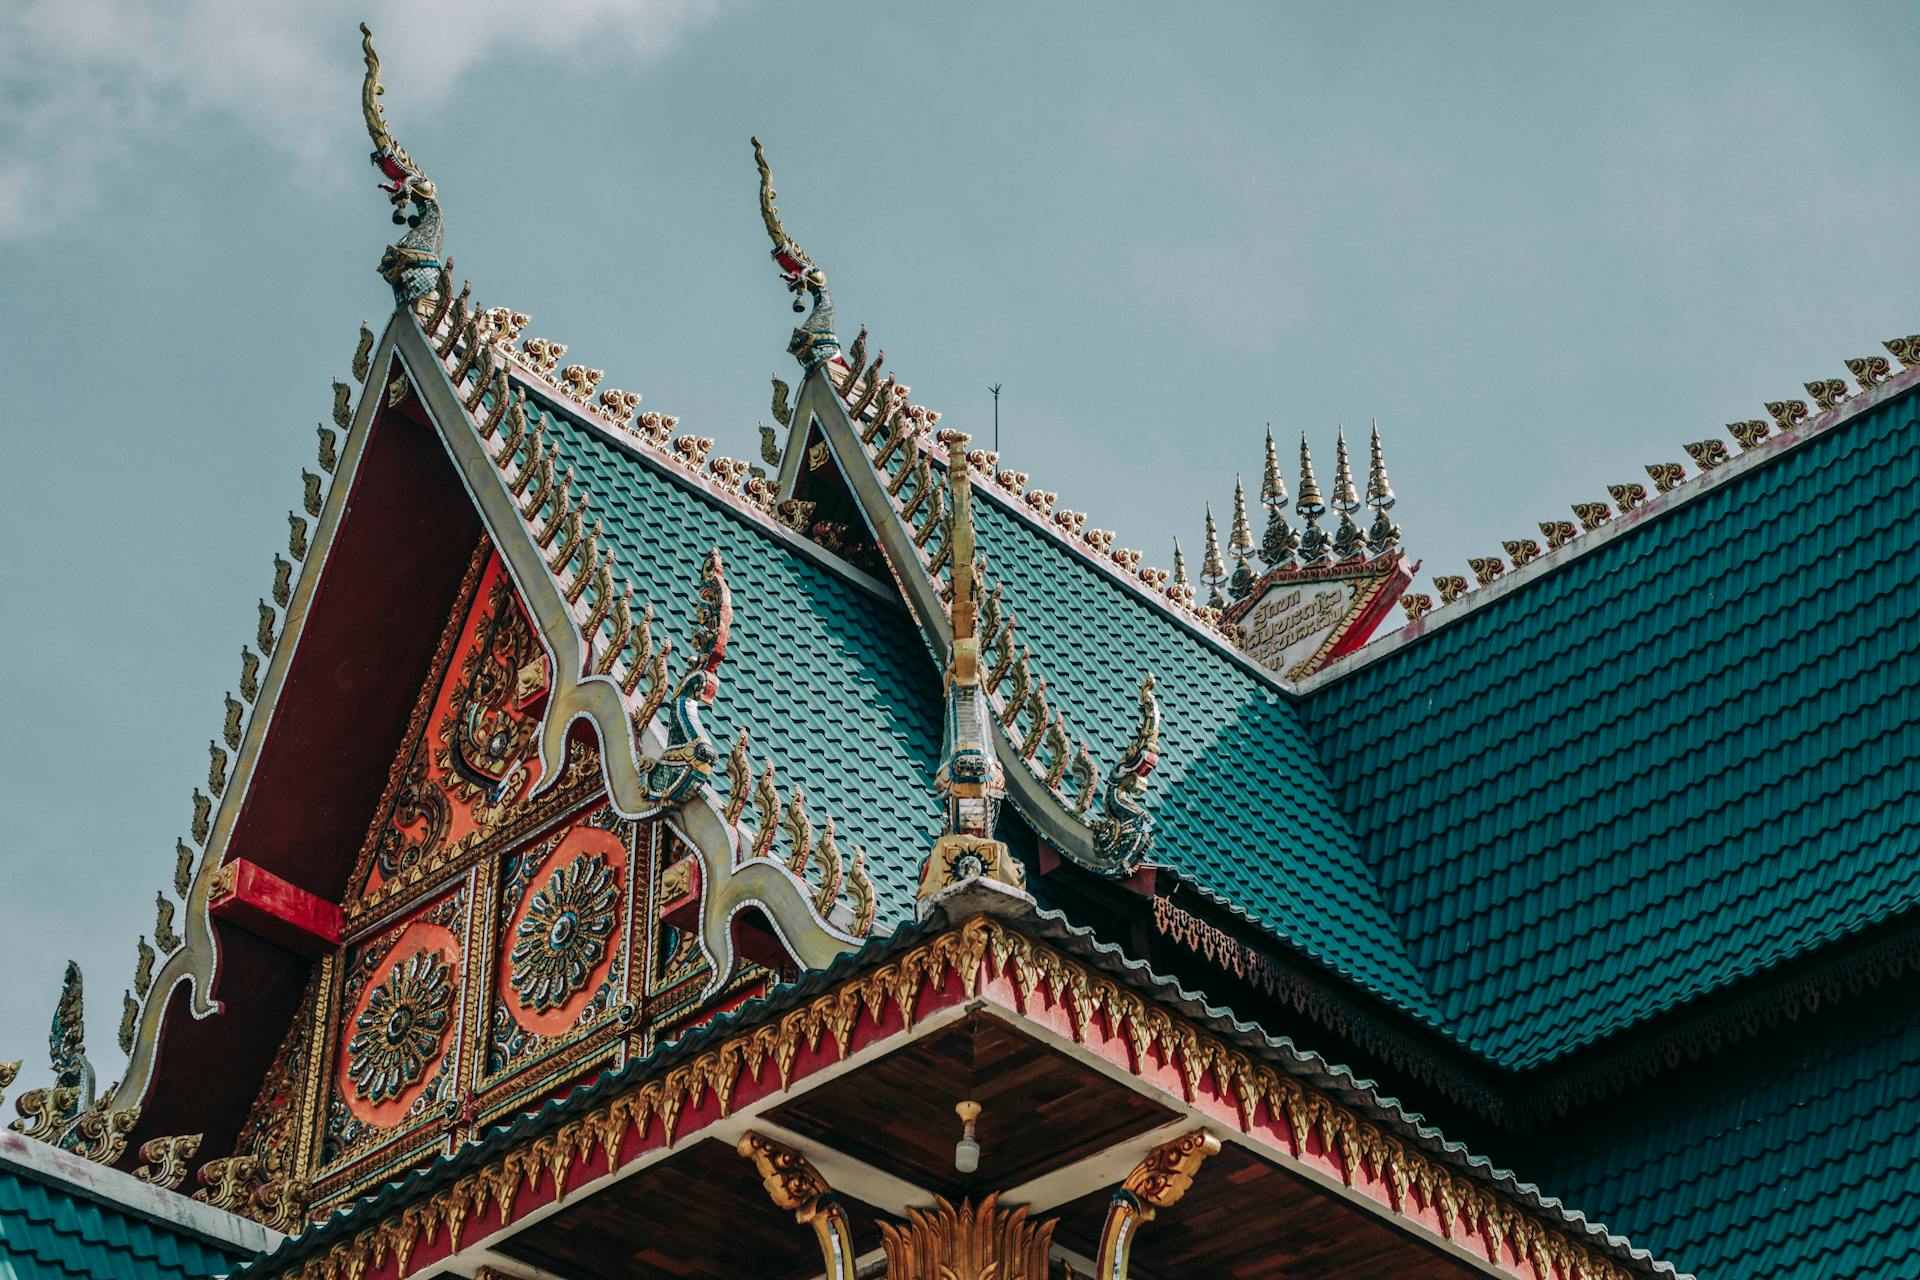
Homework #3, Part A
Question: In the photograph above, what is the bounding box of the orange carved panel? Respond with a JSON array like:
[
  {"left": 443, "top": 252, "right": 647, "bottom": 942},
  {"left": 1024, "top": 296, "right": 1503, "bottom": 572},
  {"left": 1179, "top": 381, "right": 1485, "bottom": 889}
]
[{"left": 355, "top": 549, "right": 551, "bottom": 904}]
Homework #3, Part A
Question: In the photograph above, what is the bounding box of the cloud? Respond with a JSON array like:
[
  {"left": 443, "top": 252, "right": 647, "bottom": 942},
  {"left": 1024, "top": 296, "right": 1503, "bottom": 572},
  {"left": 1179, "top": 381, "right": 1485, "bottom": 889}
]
[{"left": 0, "top": 0, "right": 727, "bottom": 238}]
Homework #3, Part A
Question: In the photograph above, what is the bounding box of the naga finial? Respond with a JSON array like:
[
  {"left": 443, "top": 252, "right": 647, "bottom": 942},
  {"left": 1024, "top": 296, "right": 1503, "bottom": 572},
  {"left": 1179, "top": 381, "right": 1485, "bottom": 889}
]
[
  {"left": 50, "top": 961, "right": 96, "bottom": 1108},
  {"left": 361, "top": 23, "right": 444, "bottom": 308},
  {"left": 640, "top": 548, "right": 734, "bottom": 807},
  {"left": 1090, "top": 675, "right": 1160, "bottom": 870},
  {"left": 751, "top": 137, "right": 839, "bottom": 370}
]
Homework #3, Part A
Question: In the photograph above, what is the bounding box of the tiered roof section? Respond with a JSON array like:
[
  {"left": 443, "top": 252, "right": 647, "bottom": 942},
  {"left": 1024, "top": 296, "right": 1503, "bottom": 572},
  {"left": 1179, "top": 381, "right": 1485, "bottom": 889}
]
[{"left": 1298, "top": 356, "right": 1920, "bottom": 1067}]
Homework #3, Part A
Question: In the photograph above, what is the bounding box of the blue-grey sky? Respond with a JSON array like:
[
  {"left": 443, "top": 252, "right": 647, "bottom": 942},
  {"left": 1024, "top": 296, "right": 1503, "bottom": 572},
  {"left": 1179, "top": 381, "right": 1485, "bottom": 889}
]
[{"left": 3, "top": 0, "right": 1916, "bottom": 1097}]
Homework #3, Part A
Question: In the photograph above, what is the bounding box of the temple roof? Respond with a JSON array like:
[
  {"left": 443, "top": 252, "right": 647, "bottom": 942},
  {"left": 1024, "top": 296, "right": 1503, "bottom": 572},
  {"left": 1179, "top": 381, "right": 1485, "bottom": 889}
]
[
  {"left": 1297, "top": 375, "right": 1920, "bottom": 1067},
  {"left": 1530, "top": 982, "right": 1919, "bottom": 1278},
  {"left": 226, "top": 902, "right": 1688, "bottom": 1280},
  {"left": 0, "top": 1131, "right": 273, "bottom": 1280},
  {"left": 531, "top": 395, "right": 945, "bottom": 929},
  {"left": 968, "top": 486, "right": 1441, "bottom": 1021}
]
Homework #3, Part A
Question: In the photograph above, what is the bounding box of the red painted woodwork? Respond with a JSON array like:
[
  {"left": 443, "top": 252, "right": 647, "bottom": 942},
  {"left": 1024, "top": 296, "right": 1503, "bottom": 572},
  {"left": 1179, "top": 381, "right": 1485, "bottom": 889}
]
[
  {"left": 208, "top": 857, "right": 344, "bottom": 956},
  {"left": 122, "top": 390, "right": 482, "bottom": 1169}
]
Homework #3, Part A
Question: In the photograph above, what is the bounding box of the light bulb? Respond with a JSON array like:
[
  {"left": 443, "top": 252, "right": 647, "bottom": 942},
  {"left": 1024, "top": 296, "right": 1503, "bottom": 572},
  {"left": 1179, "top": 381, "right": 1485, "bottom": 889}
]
[{"left": 953, "top": 1099, "right": 982, "bottom": 1174}]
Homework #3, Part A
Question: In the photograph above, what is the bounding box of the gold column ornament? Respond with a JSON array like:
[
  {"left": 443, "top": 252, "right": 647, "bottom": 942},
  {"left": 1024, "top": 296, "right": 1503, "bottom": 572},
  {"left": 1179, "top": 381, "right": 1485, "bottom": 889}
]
[
  {"left": 1094, "top": 1128, "right": 1222, "bottom": 1280},
  {"left": 880, "top": 1194, "right": 1055, "bottom": 1280},
  {"left": 921, "top": 434, "right": 1023, "bottom": 905},
  {"left": 736, "top": 1131, "right": 856, "bottom": 1280}
]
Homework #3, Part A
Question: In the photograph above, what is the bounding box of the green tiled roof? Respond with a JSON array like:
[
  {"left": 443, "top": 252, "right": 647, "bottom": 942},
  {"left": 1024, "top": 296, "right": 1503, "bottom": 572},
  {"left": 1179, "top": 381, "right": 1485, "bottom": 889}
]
[
  {"left": 971, "top": 494, "right": 1441, "bottom": 1021},
  {"left": 1298, "top": 390, "right": 1920, "bottom": 1067},
  {"left": 1529, "top": 998, "right": 1920, "bottom": 1279},
  {"left": 533, "top": 398, "right": 945, "bottom": 928},
  {"left": 0, "top": 1168, "right": 243, "bottom": 1280}
]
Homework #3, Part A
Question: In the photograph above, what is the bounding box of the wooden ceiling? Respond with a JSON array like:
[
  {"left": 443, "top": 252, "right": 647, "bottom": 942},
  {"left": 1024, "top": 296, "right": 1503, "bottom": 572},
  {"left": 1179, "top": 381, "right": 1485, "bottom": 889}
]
[
  {"left": 1051, "top": 1142, "right": 1486, "bottom": 1280},
  {"left": 495, "top": 1137, "right": 889, "bottom": 1280},
  {"left": 488, "top": 1012, "right": 1499, "bottom": 1280},
  {"left": 768, "top": 1012, "right": 1176, "bottom": 1200}
]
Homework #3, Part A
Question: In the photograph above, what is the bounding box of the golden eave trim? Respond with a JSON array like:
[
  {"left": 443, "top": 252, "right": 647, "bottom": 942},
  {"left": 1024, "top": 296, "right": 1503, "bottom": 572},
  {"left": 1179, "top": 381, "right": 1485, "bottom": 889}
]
[{"left": 255, "top": 915, "right": 1683, "bottom": 1280}]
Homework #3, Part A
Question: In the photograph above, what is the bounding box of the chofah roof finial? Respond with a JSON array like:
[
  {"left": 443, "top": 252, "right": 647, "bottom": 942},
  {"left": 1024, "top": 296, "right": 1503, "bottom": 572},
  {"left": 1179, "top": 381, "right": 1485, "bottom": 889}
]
[
  {"left": 751, "top": 137, "right": 839, "bottom": 371},
  {"left": 360, "top": 24, "right": 443, "bottom": 309}
]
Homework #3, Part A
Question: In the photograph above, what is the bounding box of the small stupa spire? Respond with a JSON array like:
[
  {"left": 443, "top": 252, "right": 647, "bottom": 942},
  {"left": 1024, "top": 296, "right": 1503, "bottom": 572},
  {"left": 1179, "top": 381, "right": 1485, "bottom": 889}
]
[
  {"left": 1228, "top": 476, "right": 1258, "bottom": 560},
  {"left": 1200, "top": 505, "right": 1228, "bottom": 609},
  {"left": 1331, "top": 427, "right": 1361, "bottom": 513},
  {"left": 1366, "top": 419, "right": 1402, "bottom": 554},
  {"left": 1296, "top": 435, "right": 1325, "bottom": 519},
  {"left": 1260, "top": 426, "right": 1289, "bottom": 509},
  {"left": 1296, "top": 436, "right": 1330, "bottom": 565},
  {"left": 1171, "top": 537, "right": 1189, "bottom": 590},
  {"left": 1366, "top": 419, "right": 1396, "bottom": 510}
]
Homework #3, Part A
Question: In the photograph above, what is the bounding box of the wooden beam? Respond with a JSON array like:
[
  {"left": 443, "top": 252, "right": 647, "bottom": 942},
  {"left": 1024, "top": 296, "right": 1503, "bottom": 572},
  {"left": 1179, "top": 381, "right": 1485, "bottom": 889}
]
[{"left": 207, "top": 857, "right": 342, "bottom": 957}]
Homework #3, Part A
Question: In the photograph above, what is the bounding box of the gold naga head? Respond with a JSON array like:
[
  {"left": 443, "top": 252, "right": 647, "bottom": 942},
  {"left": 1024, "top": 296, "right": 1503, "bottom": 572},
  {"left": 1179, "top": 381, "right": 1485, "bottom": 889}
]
[
  {"left": 360, "top": 23, "right": 436, "bottom": 223},
  {"left": 751, "top": 137, "right": 826, "bottom": 310}
]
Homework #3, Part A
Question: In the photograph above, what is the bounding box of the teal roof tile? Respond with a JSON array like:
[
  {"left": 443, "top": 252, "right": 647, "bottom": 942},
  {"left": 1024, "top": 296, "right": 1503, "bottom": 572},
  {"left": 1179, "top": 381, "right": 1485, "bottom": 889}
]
[
  {"left": 970, "top": 494, "right": 1441, "bottom": 1021},
  {"left": 1530, "top": 1000, "right": 1920, "bottom": 1279},
  {"left": 0, "top": 1168, "right": 241, "bottom": 1280},
  {"left": 533, "top": 400, "right": 945, "bottom": 927},
  {"left": 1298, "top": 392, "right": 1920, "bottom": 1067}
]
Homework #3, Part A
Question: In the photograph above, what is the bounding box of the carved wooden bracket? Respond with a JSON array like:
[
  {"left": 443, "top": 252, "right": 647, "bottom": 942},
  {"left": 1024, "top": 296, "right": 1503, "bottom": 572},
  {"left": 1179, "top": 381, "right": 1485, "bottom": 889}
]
[
  {"left": 737, "top": 1130, "right": 856, "bottom": 1280},
  {"left": 1095, "top": 1128, "right": 1222, "bottom": 1280}
]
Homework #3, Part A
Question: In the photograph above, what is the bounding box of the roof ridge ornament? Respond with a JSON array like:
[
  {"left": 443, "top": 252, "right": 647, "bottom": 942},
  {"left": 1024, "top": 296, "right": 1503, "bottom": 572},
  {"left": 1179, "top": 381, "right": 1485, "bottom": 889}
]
[
  {"left": 752, "top": 137, "right": 840, "bottom": 372},
  {"left": 1228, "top": 477, "right": 1257, "bottom": 601},
  {"left": 1296, "top": 435, "right": 1330, "bottom": 565},
  {"left": 1365, "top": 421, "right": 1401, "bottom": 554},
  {"left": 360, "top": 24, "right": 443, "bottom": 309},
  {"left": 1089, "top": 674, "right": 1160, "bottom": 869},
  {"left": 920, "top": 433, "right": 1024, "bottom": 912},
  {"left": 1200, "top": 504, "right": 1227, "bottom": 609}
]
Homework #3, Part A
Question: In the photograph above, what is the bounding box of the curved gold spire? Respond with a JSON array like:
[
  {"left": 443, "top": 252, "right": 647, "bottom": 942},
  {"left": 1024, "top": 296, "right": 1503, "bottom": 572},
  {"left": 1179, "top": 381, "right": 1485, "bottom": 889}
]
[
  {"left": 750, "top": 137, "right": 838, "bottom": 367},
  {"left": 359, "top": 23, "right": 394, "bottom": 154},
  {"left": 359, "top": 23, "right": 432, "bottom": 200},
  {"left": 751, "top": 136, "right": 824, "bottom": 292}
]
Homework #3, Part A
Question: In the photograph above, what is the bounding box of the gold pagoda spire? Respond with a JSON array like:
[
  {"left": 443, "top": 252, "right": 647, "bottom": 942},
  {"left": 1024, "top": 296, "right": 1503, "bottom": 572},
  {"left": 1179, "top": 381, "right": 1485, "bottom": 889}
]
[
  {"left": 1366, "top": 419, "right": 1396, "bottom": 510},
  {"left": 1228, "top": 475, "right": 1257, "bottom": 561},
  {"left": 1331, "top": 427, "right": 1361, "bottom": 513},
  {"left": 1295, "top": 435, "right": 1325, "bottom": 518},
  {"left": 1260, "top": 425, "right": 1288, "bottom": 508},
  {"left": 1200, "top": 504, "right": 1227, "bottom": 609},
  {"left": 1366, "top": 419, "right": 1402, "bottom": 554},
  {"left": 1171, "top": 536, "right": 1188, "bottom": 590},
  {"left": 919, "top": 434, "right": 1021, "bottom": 910}
]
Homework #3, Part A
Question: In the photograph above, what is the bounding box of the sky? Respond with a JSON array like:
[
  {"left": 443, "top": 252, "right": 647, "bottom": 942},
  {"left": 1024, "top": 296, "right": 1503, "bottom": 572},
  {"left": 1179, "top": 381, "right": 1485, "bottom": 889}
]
[{"left": 1, "top": 0, "right": 1916, "bottom": 1097}]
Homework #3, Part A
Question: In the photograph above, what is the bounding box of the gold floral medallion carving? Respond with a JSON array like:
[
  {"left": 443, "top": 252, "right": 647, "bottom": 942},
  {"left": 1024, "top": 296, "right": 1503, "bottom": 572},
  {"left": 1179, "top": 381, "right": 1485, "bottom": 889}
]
[
  {"left": 510, "top": 852, "right": 618, "bottom": 1011},
  {"left": 346, "top": 951, "right": 455, "bottom": 1103}
]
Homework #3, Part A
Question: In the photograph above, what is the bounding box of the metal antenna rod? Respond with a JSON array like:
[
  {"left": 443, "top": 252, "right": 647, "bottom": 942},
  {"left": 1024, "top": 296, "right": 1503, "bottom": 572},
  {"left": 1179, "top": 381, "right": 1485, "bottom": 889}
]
[{"left": 989, "top": 383, "right": 1002, "bottom": 455}]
